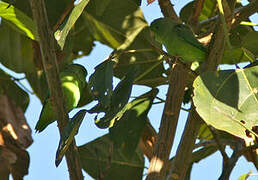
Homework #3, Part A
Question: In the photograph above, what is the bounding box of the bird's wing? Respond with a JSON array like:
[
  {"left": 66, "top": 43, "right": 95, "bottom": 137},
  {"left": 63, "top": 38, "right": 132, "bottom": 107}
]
[{"left": 174, "top": 24, "right": 207, "bottom": 52}]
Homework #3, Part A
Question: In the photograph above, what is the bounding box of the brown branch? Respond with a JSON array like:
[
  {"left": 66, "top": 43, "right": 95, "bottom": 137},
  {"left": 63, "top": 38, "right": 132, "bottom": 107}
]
[
  {"left": 157, "top": 0, "right": 181, "bottom": 22},
  {"left": 218, "top": 143, "right": 243, "bottom": 180},
  {"left": 188, "top": 0, "right": 205, "bottom": 31},
  {"left": 168, "top": 0, "right": 238, "bottom": 179},
  {"left": 168, "top": 108, "right": 202, "bottom": 180},
  {"left": 28, "top": 0, "right": 83, "bottom": 180},
  {"left": 200, "top": 0, "right": 258, "bottom": 29},
  {"left": 53, "top": 1, "right": 74, "bottom": 32},
  {"left": 208, "top": 126, "right": 229, "bottom": 161},
  {"left": 231, "top": 0, "right": 258, "bottom": 28},
  {"left": 146, "top": 1, "right": 191, "bottom": 179},
  {"left": 146, "top": 62, "right": 189, "bottom": 180}
]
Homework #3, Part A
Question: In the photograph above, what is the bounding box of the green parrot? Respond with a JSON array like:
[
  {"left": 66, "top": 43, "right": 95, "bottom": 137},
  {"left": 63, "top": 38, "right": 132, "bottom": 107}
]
[
  {"left": 35, "top": 64, "right": 87, "bottom": 133},
  {"left": 150, "top": 18, "right": 207, "bottom": 62}
]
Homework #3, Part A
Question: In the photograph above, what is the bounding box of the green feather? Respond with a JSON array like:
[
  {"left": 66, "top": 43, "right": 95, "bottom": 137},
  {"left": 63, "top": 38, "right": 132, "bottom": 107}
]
[
  {"left": 150, "top": 18, "right": 207, "bottom": 62},
  {"left": 35, "top": 64, "right": 87, "bottom": 133}
]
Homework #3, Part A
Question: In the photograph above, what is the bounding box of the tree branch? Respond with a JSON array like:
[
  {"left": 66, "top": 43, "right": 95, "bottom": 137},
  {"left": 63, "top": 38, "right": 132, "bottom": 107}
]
[
  {"left": 157, "top": 0, "right": 181, "bottom": 22},
  {"left": 168, "top": 0, "right": 237, "bottom": 179},
  {"left": 218, "top": 143, "right": 242, "bottom": 180},
  {"left": 146, "top": 62, "right": 189, "bottom": 180},
  {"left": 188, "top": 0, "right": 205, "bottom": 31},
  {"left": 28, "top": 0, "right": 83, "bottom": 179},
  {"left": 200, "top": 0, "right": 258, "bottom": 29},
  {"left": 168, "top": 109, "right": 202, "bottom": 180},
  {"left": 146, "top": 0, "right": 191, "bottom": 179}
]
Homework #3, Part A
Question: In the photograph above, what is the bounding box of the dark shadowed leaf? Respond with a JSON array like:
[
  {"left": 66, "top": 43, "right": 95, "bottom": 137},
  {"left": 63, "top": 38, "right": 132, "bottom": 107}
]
[
  {"left": 78, "top": 134, "right": 144, "bottom": 180},
  {"left": 0, "top": 69, "right": 29, "bottom": 112},
  {"left": 242, "top": 31, "right": 258, "bottom": 57},
  {"left": 193, "top": 66, "right": 258, "bottom": 140},
  {"left": 0, "top": 21, "right": 34, "bottom": 73},
  {"left": 94, "top": 68, "right": 137, "bottom": 128},
  {"left": 109, "top": 88, "right": 158, "bottom": 157},
  {"left": 55, "top": 110, "right": 87, "bottom": 166},
  {"left": 89, "top": 60, "right": 115, "bottom": 108}
]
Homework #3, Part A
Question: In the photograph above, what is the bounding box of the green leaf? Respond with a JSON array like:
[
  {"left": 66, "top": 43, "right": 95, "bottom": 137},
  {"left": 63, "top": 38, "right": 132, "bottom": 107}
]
[
  {"left": 89, "top": 60, "right": 115, "bottom": 108},
  {"left": 179, "top": 0, "right": 217, "bottom": 23},
  {"left": 55, "top": 110, "right": 87, "bottom": 166},
  {"left": 0, "top": 2, "right": 38, "bottom": 40},
  {"left": 0, "top": 69, "right": 29, "bottom": 112},
  {"left": 109, "top": 88, "right": 158, "bottom": 157},
  {"left": 193, "top": 66, "right": 258, "bottom": 140},
  {"left": 221, "top": 47, "right": 255, "bottom": 64},
  {"left": 84, "top": 0, "right": 165, "bottom": 87},
  {"left": 78, "top": 134, "right": 144, "bottom": 180},
  {"left": 198, "top": 123, "right": 213, "bottom": 140},
  {"left": 55, "top": 0, "right": 90, "bottom": 49},
  {"left": 0, "top": 20, "right": 34, "bottom": 73},
  {"left": 242, "top": 31, "right": 258, "bottom": 57},
  {"left": 113, "top": 28, "right": 166, "bottom": 87},
  {"left": 94, "top": 68, "right": 137, "bottom": 128}
]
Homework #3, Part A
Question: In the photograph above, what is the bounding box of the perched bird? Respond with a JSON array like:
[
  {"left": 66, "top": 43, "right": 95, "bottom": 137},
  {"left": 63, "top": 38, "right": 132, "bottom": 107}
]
[
  {"left": 35, "top": 64, "right": 87, "bottom": 133},
  {"left": 150, "top": 18, "right": 207, "bottom": 63}
]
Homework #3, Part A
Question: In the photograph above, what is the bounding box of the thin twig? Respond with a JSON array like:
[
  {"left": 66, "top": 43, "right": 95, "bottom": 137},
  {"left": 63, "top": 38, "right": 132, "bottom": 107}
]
[
  {"left": 53, "top": 1, "right": 74, "bottom": 31},
  {"left": 208, "top": 126, "right": 229, "bottom": 161},
  {"left": 218, "top": 142, "right": 243, "bottom": 180}
]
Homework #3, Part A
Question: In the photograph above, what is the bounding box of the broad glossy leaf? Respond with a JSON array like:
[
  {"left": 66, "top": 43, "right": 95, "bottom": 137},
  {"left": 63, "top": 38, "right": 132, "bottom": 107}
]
[
  {"left": 78, "top": 134, "right": 144, "bottom": 180},
  {"left": 238, "top": 172, "right": 251, "bottom": 180},
  {"left": 55, "top": 0, "right": 90, "bottom": 49},
  {"left": 0, "top": 2, "right": 38, "bottom": 40},
  {"left": 193, "top": 66, "right": 258, "bottom": 140},
  {"left": 109, "top": 88, "right": 158, "bottom": 157},
  {"left": 0, "top": 21, "right": 34, "bottom": 73},
  {"left": 0, "top": 69, "right": 29, "bottom": 112},
  {"left": 55, "top": 110, "right": 87, "bottom": 166}
]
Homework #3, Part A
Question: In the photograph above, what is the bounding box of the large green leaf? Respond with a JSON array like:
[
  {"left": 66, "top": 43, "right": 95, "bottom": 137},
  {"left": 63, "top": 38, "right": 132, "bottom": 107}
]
[
  {"left": 0, "top": 69, "right": 29, "bottom": 112},
  {"left": 0, "top": 20, "right": 34, "bottom": 73},
  {"left": 109, "top": 88, "right": 158, "bottom": 157},
  {"left": 193, "top": 66, "right": 258, "bottom": 140},
  {"left": 78, "top": 134, "right": 144, "bottom": 180},
  {"left": 83, "top": 0, "right": 165, "bottom": 87},
  {"left": 0, "top": 2, "right": 38, "bottom": 40}
]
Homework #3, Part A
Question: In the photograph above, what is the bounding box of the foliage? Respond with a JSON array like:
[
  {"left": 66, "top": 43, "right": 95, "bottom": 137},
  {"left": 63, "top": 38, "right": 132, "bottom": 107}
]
[{"left": 0, "top": 0, "right": 257, "bottom": 179}]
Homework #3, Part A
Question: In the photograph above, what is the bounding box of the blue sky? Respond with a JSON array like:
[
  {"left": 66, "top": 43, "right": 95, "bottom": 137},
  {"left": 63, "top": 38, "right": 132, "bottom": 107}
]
[{"left": 1, "top": 0, "right": 257, "bottom": 179}]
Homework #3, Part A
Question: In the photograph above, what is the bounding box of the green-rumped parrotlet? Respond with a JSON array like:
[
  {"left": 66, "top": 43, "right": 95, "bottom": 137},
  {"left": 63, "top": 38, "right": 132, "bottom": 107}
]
[
  {"left": 35, "top": 64, "right": 87, "bottom": 133},
  {"left": 150, "top": 18, "right": 207, "bottom": 62}
]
